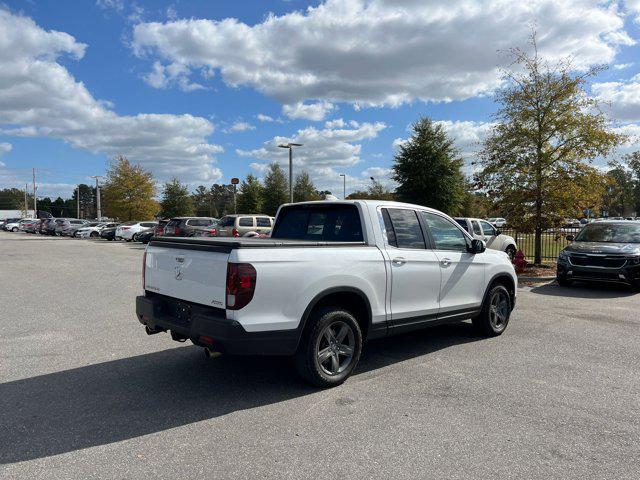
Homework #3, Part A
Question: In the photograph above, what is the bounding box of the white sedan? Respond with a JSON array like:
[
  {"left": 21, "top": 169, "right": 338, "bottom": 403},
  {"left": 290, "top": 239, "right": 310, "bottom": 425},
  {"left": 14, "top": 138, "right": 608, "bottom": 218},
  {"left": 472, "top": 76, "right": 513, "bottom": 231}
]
[
  {"left": 115, "top": 221, "right": 158, "bottom": 241},
  {"left": 75, "top": 222, "right": 119, "bottom": 238}
]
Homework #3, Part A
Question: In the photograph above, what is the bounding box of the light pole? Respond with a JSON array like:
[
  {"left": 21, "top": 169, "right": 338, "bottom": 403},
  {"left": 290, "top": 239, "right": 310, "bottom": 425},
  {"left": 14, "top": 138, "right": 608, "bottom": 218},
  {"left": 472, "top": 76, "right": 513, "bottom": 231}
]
[
  {"left": 91, "top": 176, "right": 103, "bottom": 220},
  {"left": 339, "top": 174, "right": 346, "bottom": 199},
  {"left": 278, "top": 143, "right": 303, "bottom": 203}
]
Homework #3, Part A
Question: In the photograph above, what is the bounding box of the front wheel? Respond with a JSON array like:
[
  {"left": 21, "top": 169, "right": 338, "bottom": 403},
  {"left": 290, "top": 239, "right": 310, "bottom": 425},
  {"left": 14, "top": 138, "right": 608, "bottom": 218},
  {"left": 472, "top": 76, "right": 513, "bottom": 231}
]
[
  {"left": 295, "top": 307, "right": 362, "bottom": 388},
  {"left": 556, "top": 275, "right": 573, "bottom": 287},
  {"left": 472, "top": 284, "right": 511, "bottom": 336},
  {"left": 11, "top": 227, "right": 18, "bottom": 232}
]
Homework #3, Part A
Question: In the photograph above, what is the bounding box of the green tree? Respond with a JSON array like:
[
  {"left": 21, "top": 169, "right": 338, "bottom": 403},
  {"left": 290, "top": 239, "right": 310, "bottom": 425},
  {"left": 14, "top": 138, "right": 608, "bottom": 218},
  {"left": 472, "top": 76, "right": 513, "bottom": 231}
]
[
  {"left": 237, "top": 174, "right": 264, "bottom": 213},
  {"left": 210, "top": 184, "right": 235, "bottom": 216},
  {"left": 191, "top": 185, "right": 215, "bottom": 217},
  {"left": 0, "top": 188, "right": 28, "bottom": 211},
  {"left": 159, "top": 178, "right": 194, "bottom": 218},
  {"left": 623, "top": 151, "right": 640, "bottom": 215},
  {"left": 102, "top": 155, "right": 158, "bottom": 221},
  {"left": 347, "top": 178, "right": 395, "bottom": 200},
  {"left": 393, "top": 117, "right": 465, "bottom": 213},
  {"left": 293, "top": 171, "right": 321, "bottom": 202},
  {"left": 603, "top": 161, "right": 635, "bottom": 217},
  {"left": 262, "top": 163, "right": 289, "bottom": 215},
  {"left": 477, "top": 35, "right": 620, "bottom": 264},
  {"left": 71, "top": 184, "right": 95, "bottom": 219}
]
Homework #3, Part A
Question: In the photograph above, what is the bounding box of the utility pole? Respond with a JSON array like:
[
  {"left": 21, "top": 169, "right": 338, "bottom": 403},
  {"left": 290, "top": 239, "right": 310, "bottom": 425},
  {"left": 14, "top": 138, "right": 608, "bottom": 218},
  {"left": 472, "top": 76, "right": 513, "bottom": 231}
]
[
  {"left": 77, "top": 185, "right": 80, "bottom": 219},
  {"left": 24, "top": 184, "right": 29, "bottom": 216},
  {"left": 339, "top": 174, "right": 346, "bottom": 200},
  {"left": 278, "top": 143, "right": 303, "bottom": 203},
  {"left": 91, "top": 176, "right": 103, "bottom": 220},
  {"left": 32, "top": 168, "right": 37, "bottom": 217}
]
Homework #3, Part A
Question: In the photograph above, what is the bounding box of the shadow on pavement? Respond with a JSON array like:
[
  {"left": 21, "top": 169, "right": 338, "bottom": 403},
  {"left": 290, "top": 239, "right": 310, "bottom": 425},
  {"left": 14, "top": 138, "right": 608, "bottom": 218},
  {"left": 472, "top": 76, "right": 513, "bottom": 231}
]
[
  {"left": 0, "top": 323, "right": 480, "bottom": 464},
  {"left": 530, "top": 281, "right": 637, "bottom": 299}
]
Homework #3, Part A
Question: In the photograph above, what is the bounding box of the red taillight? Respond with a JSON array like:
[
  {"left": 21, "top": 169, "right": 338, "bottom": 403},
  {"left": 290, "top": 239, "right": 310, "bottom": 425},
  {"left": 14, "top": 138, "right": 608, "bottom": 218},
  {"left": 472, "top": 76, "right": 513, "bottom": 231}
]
[
  {"left": 226, "top": 263, "right": 256, "bottom": 310},
  {"left": 142, "top": 251, "right": 147, "bottom": 290},
  {"left": 232, "top": 228, "right": 239, "bottom": 237},
  {"left": 208, "top": 228, "right": 217, "bottom": 236}
]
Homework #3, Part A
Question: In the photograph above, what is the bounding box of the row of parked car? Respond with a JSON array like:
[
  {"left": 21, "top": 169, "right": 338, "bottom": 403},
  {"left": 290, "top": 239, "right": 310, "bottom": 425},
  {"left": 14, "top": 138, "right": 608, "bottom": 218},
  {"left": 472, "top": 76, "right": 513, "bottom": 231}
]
[{"left": 0, "top": 214, "right": 277, "bottom": 243}]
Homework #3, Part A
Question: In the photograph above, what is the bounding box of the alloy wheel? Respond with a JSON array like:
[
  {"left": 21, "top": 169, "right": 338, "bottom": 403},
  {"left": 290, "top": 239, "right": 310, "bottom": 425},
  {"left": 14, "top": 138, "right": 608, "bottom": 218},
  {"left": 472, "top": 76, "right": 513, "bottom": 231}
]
[
  {"left": 316, "top": 321, "right": 355, "bottom": 375},
  {"left": 489, "top": 290, "right": 509, "bottom": 331}
]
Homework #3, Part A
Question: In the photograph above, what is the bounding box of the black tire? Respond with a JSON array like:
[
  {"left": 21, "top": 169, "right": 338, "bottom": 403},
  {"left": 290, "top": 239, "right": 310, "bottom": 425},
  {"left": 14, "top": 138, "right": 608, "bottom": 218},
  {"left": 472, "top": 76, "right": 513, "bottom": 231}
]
[
  {"left": 556, "top": 275, "right": 573, "bottom": 287},
  {"left": 294, "top": 307, "right": 362, "bottom": 388},
  {"left": 11, "top": 227, "right": 18, "bottom": 232},
  {"left": 505, "top": 245, "right": 516, "bottom": 260},
  {"left": 472, "top": 284, "right": 511, "bottom": 337},
  {"left": 90, "top": 231, "right": 99, "bottom": 238}
]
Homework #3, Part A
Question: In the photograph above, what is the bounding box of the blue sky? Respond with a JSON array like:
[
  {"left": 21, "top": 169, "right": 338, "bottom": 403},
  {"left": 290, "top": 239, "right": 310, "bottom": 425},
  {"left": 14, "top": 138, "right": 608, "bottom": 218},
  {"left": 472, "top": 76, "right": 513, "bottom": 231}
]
[{"left": 1, "top": 0, "right": 640, "bottom": 199}]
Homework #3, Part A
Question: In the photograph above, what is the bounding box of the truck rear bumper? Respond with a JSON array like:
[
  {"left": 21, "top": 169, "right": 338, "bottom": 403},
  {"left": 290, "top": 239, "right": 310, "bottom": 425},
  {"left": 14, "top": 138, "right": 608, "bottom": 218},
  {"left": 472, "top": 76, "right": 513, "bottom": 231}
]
[{"left": 136, "top": 294, "right": 299, "bottom": 355}]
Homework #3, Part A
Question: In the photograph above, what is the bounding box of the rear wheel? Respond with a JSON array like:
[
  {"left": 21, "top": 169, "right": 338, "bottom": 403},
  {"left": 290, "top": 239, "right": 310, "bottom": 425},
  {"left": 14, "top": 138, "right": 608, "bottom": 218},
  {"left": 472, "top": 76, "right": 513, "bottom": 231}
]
[
  {"left": 472, "top": 284, "right": 511, "bottom": 336},
  {"left": 11, "top": 227, "right": 18, "bottom": 232},
  {"left": 90, "top": 231, "right": 99, "bottom": 238},
  {"left": 295, "top": 307, "right": 362, "bottom": 388}
]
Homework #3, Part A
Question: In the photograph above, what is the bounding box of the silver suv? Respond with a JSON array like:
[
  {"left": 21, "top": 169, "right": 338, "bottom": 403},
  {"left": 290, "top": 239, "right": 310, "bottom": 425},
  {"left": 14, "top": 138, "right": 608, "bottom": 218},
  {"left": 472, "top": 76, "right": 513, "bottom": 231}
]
[{"left": 215, "top": 214, "right": 274, "bottom": 237}]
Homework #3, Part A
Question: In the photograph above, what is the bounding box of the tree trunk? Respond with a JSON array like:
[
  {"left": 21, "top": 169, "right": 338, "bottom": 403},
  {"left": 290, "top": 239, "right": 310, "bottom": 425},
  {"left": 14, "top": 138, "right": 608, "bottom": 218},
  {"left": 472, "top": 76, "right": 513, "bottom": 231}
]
[{"left": 534, "top": 226, "right": 542, "bottom": 265}]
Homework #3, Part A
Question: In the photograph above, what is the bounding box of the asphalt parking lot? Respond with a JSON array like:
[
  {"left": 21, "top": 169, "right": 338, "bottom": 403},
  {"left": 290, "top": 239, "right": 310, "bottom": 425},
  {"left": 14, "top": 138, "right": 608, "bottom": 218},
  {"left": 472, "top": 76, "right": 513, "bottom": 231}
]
[{"left": 1, "top": 232, "right": 639, "bottom": 479}]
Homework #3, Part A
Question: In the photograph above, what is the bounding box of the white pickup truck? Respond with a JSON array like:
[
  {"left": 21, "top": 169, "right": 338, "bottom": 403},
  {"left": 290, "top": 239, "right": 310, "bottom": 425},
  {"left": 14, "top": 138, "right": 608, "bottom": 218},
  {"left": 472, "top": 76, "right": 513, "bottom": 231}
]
[{"left": 137, "top": 200, "right": 517, "bottom": 387}]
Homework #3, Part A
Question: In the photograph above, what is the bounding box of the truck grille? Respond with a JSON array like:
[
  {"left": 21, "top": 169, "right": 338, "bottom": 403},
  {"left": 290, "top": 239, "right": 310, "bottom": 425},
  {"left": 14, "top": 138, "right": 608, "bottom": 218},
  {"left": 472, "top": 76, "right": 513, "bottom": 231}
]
[{"left": 568, "top": 255, "right": 626, "bottom": 269}]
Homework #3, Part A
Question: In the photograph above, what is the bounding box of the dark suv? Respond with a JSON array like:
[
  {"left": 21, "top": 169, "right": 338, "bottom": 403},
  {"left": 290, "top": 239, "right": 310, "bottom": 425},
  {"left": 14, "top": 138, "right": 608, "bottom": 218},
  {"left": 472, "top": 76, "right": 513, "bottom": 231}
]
[
  {"left": 163, "top": 217, "right": 217, "bottom": 237},
  {"left": 557, "top": 221, "right": 640, "bottom": 289}
]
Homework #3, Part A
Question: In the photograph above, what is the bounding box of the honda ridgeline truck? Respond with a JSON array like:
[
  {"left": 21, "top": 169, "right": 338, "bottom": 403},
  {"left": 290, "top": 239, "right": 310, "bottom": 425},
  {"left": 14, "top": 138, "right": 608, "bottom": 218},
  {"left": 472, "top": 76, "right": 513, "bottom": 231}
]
[{"left": 136, "top": 200, "right": 517, "bottom": 387}]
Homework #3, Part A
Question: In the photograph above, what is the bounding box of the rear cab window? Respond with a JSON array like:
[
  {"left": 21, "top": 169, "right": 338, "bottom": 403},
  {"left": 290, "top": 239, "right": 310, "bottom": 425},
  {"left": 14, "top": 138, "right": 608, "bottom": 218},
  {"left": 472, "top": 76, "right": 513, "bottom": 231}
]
[
  {"left": 272, "top": 204, "right": 363, "bottom": 242},
  {"left": 383, "top": 208, "right": 425, "bottom": 249}
]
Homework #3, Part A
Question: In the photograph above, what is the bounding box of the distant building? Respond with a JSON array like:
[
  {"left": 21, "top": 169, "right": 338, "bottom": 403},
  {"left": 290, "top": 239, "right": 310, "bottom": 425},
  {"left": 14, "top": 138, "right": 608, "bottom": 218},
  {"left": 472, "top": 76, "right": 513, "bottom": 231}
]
[{"left": 0, "top": 209, "right": 35, "bottom": 219}]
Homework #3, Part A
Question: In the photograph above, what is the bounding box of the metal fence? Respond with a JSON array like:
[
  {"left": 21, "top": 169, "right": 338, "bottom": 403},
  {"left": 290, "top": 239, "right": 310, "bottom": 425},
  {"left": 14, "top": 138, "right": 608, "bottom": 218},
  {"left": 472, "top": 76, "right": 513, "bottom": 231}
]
[{"left": 500, "top": 227, "right": 582, "bottom": 262}]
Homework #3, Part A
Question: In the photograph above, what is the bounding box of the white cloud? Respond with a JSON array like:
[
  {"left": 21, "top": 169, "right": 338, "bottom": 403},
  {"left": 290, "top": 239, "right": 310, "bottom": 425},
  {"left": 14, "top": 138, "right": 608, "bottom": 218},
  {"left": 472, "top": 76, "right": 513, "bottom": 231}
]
[
  {"left": 0, "top": 9, "right": 223, "bottom": 185},
  {"left": 626, "top": 0, "right": 640, "bottom": 22},
  {"left": 132, "top": 0, "right": 632, "bottom": 108},
  {"left": 592, "top": 76, "right": 640, "bottom": 122},
  {"left": 613, "top": 62, "right": 634, "bottom": 70},
  {"left": 0, "top": 142, "right": 12, "bottom": 155},
  {"left": 282, "top": 101, "right": 336, "bottom": 121},
  {"left": 324, "top": 118, "right": 345, "bottom": 129},
  {"left": 256, "top": 113, "right": 274, "bottom": 122},
  {"left": 224, "top": 121, "right": 256, "bottom": 133},
  {"left": 142, "top": 61, "right": 205, "bottom": 91},
  {"left": 237, "top": 120, "right": 386, "bottom": 189}
]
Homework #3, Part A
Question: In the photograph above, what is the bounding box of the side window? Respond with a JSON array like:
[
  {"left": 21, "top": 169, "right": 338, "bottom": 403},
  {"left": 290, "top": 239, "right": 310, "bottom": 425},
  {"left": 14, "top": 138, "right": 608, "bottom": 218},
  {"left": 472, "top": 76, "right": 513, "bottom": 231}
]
[
  {"left": 385, "top": 209, "right": 426, "bottom": 249},
  {"left": 480, "top": 221, "right": 496, "bottom": 236},
  {"left": 256, "top": 217, "right": 271, "bottom": 227},
  {"left": 421, "top": 212, "right": 469, "bottom": 252},
  {"left": 472, "top": 221, "right": 482, "bottom": 235},
  {"left": 239, "top": 217, "right": 253, "bottom": 227}
]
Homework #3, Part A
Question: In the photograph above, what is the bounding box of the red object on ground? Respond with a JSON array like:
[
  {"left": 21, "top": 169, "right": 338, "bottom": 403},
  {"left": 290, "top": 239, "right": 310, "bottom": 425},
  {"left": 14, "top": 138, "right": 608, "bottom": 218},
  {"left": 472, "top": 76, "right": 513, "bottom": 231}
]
[{"left": 513, "top": 250, "right": 527, "bottom": 274}]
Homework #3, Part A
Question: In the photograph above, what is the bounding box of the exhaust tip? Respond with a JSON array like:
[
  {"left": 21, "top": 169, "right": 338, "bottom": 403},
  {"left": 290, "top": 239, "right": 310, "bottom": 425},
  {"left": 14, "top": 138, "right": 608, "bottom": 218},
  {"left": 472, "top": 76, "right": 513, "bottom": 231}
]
[{"left": 204, "top": 348, "right": 222, "bottom": 359}]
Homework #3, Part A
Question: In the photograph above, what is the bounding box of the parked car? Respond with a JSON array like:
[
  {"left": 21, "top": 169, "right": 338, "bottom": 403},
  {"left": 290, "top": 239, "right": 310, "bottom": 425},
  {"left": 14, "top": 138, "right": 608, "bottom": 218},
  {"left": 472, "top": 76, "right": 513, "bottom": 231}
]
[
  {"left": 100, "top": 226, "right": 118, "bottom": 241},
  {"left": 59, "top": 219, "right": 90, "bottom": 236},
  {"left": 162, "top": 217, "right": 218, "bottom": 237},
  {"left": 3, "top": 218, "right": 24, "bottom": 231},
  {"left": 137, "top": 200, "right": 517, "bottom": 388},
  {"left": 153, "top": 219, "right": 170, "bottom": 236},
  {"left": 23, "top": 219, "right": 42, "bottom": 233},
  {"left": 75, "top": 222, "right": 119, "bottom": 238},
  {"left": 18, "top": 219, "right": 38, "bottom": 232},
  {"left": 486, "top": 217, "right": 507, "bottom": 228},
  {"left": 190, "top": 225, "right": 219, "bottom": 237},
  {"left": 135, "top": 229, "right": 155, "bottom": 244},
  {"left": 116, "top": 221, "right": 158, "bottom": 241},
  {"left": 214, "top": 214, "right": 274, "bottom": 237},
  {"left": 40, "top": 218, "right": 62, "bottom": 235},
  {"left": 454, "top": 217, "right": 517, "bottom": 259},
  {"left": 557, "top": 221, "right": 640, "bottom": 289}
]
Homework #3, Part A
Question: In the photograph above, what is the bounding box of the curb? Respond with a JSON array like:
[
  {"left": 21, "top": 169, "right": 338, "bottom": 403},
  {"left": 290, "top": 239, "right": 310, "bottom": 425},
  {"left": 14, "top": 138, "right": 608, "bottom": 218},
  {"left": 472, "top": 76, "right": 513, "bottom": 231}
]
[{"left": 517, "top": 276, "right": 556, "bottom": 282}]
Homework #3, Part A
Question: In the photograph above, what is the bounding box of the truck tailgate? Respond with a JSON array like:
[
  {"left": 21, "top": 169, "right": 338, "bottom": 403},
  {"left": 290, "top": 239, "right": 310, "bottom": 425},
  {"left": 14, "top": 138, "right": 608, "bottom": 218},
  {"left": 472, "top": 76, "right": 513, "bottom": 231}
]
[{"left": 144, "top": 244, "right": 228, "bottom": 308}]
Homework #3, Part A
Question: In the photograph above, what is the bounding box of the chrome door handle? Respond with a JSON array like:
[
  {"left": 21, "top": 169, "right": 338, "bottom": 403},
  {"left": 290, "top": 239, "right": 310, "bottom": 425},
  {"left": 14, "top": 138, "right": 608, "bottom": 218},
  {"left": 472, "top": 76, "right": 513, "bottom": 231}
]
[
  {"left": 392, "top": 257, "right": 406, "bottom": 266},
  {"left": 440, "top": 258, "right": 451, "bottom": 267}
]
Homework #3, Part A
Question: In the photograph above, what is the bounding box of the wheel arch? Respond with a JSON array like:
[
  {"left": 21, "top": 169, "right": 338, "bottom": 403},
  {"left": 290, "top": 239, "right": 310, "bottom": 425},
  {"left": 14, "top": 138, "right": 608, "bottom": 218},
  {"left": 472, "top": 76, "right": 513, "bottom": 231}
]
[
  {"left": 297, "top": 287, "right": 372, "bottom": 346},
  {"left": 482, "top": 273, "right": 516, "bottom": 311}
]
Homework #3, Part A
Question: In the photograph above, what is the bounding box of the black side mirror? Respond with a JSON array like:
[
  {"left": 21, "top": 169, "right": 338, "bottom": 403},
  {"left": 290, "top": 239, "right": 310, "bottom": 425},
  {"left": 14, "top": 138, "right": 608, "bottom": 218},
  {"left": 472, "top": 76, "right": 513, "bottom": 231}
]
[
  {"left": 469, "top": 239, "right": 486, "bottom": 254},
  {"left": 566, "top": 235, "right": 574, "bottom": 241},
  {"left": 495, "top": 229, "right": 502, "bottom": 236}
]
